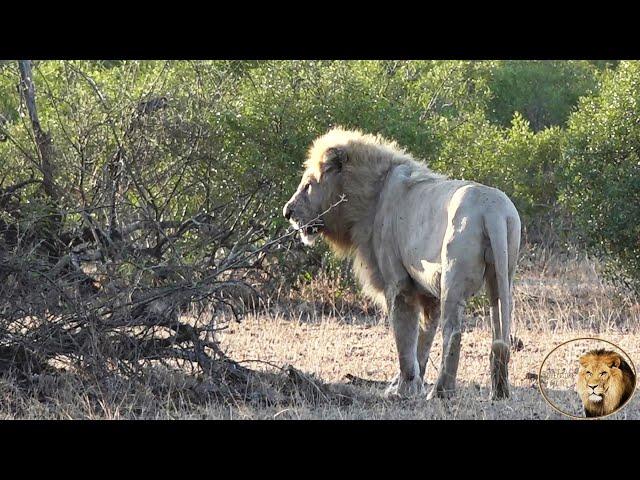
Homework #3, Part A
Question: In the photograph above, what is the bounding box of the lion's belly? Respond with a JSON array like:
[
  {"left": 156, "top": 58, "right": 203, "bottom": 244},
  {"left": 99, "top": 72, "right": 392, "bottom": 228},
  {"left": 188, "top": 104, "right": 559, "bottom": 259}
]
[{"left": 406, "top": 259, "right": 442, "bottom": 298}]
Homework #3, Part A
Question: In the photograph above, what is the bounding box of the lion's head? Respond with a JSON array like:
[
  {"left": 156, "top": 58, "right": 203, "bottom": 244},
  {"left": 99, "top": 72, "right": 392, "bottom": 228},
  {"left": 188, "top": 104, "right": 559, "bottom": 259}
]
[
  {"left": 282, "top": 131, "right": 348, "bottom": 248},
  {"left": 576, "top": 349, "right": 636, "bottom": 417},
  {"left": 283, "top": 127, "right": 419, "bottom": 253}
]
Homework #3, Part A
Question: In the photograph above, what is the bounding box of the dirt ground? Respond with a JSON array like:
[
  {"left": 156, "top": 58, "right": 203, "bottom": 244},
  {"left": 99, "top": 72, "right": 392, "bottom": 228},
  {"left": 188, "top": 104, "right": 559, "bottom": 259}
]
[
  {"left": 1, "top": 246, "right": 638, "bottom": 419},
  {"left": 215, "top": 248, "right": 640, "bottom": 420},
  {"left": 215, "top": 318, "right": 638, "bottom": 420}
]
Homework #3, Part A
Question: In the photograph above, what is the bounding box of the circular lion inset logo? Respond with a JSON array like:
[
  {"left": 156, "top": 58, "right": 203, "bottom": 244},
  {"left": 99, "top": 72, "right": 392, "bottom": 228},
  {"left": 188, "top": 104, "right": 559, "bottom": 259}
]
[{"left": 539, "top": 338, "right": 637, "bottom": 419}]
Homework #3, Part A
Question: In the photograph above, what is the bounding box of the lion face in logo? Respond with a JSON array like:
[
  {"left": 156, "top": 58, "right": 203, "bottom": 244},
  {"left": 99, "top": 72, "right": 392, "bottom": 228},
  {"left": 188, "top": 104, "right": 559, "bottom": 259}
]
[{"left": 576, "top": 349, "right": 636, "bottom": 418}]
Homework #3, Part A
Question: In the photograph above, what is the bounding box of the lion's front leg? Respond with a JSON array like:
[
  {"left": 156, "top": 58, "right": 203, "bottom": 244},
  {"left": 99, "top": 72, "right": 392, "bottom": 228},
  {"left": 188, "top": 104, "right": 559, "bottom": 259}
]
[
  {"left": 417, "top": 298, "right": 440, "bottom": 381},
  {"left": 384, "top": 287, "right": 424, "bottom": 398}
]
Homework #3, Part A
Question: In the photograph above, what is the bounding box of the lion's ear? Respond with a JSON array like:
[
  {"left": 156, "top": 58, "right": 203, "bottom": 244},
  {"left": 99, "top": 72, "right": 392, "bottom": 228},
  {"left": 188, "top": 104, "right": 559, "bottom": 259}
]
[
  {"left": 324, "top": 147, "right": 347, "bottom": 172},
  {"left": 578, "top": 354, "right": 590, "bottom": 367},
  {"left": 610, "top": 356, "right": 621, "bottom": 369}
]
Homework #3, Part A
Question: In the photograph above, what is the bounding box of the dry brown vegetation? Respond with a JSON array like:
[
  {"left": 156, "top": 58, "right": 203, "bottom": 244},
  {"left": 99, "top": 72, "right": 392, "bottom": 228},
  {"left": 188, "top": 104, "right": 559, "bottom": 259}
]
[
  {"left": 2, "top": 61, "right": 638, "bottom": 420},
  {"left": 1, "top": 243, "right": 638, "bottom": 420}
]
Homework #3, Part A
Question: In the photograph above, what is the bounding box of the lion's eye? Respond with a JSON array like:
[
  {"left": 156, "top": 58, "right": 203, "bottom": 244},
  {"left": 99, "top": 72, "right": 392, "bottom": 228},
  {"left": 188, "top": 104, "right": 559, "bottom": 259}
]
[
  {"left": 586, "top": 371, "right": 592, "bottom": 377},
  {"left": 600, "top": 372, "right": 606, "bottom": 376}
]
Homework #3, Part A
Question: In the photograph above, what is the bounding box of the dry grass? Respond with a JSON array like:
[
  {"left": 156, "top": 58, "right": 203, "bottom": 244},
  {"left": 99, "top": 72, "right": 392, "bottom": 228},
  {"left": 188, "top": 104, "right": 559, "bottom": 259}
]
[
  {"left": 214, "top": 244, "right": 640, "bottom": 420},
  {"left": 1, "top": 244, "right": 638, "bottom": 419}
]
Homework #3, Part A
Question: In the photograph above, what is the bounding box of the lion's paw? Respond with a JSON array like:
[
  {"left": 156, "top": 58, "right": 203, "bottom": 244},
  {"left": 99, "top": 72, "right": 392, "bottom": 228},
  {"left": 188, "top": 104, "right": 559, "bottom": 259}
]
[
  {"left": 426, "top": 383, "right": 455, "bottom": 401},
  {"left": 384, "top": 374, "right": 424, "bottom": 399}
]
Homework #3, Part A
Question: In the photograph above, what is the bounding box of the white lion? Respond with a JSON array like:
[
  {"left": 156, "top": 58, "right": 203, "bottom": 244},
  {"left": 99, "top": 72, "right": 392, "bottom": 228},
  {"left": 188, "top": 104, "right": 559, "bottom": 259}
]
[{"left": 283, "top": 128, "right": 521, "bottom": 400}]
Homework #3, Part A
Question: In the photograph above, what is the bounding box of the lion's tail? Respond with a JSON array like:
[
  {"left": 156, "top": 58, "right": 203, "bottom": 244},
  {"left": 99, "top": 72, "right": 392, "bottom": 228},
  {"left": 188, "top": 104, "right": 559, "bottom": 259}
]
[{"left": 484, "top": 212, "right": 520, "bottom": 352}]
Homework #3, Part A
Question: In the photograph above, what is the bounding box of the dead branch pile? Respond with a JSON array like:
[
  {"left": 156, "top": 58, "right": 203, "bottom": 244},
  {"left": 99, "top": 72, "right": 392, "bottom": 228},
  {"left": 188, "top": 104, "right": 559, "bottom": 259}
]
[{"left": 0, "top": 61, "right": 315, "bottom": 401}]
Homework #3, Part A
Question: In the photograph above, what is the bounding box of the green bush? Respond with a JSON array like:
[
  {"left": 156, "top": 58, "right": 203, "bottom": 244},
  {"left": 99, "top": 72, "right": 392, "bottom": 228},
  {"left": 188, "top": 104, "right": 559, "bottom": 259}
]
[
  {"left": 486, "top": 60, "right": 600, "bottom": 131},
  {"left": 562, "top": 61, "right": 640, "bottom": 290},
  {"left": 4, "top": 59, "right": 639, "bottom": 289},
  {"left": 432, "top": 111, "right": 563, "bottom": 219}
]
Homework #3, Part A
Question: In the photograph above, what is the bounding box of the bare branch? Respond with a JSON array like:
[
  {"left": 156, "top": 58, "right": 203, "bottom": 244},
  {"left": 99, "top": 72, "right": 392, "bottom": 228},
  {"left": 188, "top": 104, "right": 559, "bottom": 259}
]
[{"left": 18, "top": 60, "right": 58, "bottom": 200}]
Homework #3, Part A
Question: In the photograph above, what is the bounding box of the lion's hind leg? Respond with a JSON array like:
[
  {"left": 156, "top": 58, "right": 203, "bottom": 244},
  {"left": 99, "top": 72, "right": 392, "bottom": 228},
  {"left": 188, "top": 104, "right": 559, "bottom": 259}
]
[
  {"left": 427, "top": 298, "right": 463, "bottom": 400},
  {"left": 490, "top": 340, "right": 510, "bottom": 400},
  {"left": 484, "top": 213, "right": 519, "bottom": 400},
  {"left": 428, "top": 241, "right": 485, "bottom": 400},
  {"left": 485, "top": 264, "right": 511, "bottom": 400}
]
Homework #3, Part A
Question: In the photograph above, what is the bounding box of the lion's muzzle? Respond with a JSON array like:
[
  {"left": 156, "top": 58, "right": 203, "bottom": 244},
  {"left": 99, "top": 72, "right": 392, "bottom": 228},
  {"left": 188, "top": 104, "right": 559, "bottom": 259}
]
[
  {"left": 283, "top": 198, "right": 325, "bottom": 245},
  {"left": 587, "top": 384, "right": 603, "bottom": 402}
]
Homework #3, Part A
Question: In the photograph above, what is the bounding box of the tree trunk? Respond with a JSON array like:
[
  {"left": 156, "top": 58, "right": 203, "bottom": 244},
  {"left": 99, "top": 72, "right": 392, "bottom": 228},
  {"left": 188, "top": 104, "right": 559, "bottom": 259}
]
[{"left": 18, "top": 60, "right": 58, "bottom": 200}]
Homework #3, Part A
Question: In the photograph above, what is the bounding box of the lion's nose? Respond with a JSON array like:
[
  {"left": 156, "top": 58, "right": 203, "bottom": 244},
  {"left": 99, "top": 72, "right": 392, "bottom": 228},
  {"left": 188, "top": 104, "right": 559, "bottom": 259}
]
[{"left": 283, "top": 203, "right": 293, "bottom": 221}]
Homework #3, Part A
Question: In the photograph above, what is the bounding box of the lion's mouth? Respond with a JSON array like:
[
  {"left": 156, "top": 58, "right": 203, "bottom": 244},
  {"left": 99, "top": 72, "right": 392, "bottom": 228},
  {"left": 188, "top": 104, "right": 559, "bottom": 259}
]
[
  {"left": 302, "top": 223, "right": 324, "bottom": 236},
  {"left": 299, "top": 222, "right": 324, "bottom": 246},
  {"left": 588, "top": 393, "right": 603, "bottom": 402},
  {"left": 290, "top": 219, "right": 324, "bottom": 245}
]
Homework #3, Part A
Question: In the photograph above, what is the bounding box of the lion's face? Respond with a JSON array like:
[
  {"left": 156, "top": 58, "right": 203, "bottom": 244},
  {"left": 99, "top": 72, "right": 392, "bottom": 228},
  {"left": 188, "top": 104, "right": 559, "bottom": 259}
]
[
  {"left": 577, "top": 351, "right": 625, "bottom": 412},
  {"left": 283, "top": 147, "right": 344, "bottom": 246}
]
